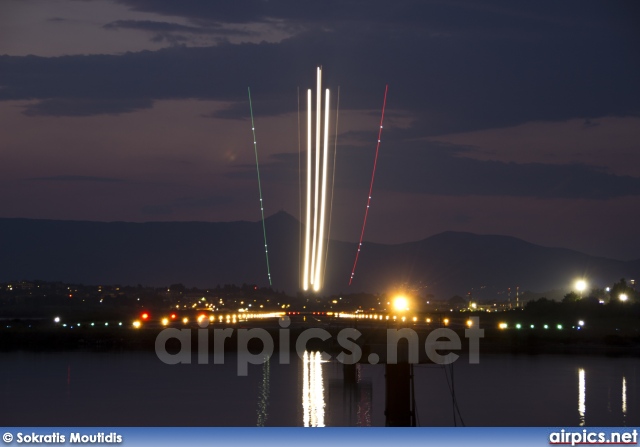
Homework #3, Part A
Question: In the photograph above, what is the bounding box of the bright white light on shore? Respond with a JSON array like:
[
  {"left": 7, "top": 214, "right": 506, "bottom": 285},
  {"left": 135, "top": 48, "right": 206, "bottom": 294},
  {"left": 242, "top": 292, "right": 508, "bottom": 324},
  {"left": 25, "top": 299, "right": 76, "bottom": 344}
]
[
  {"left": 619, "top": 293, "right": 628, "bottom": 302},
  {"left": 54, "top": 317, "right": 60, "bottom": 323},
  {"left": 393, "top": 296, "right": 409, "bottom": 311},
  {"left": 578, "top": 320, "right": 585, "bottom": 327},
  {"left": 575, "top": 279, "right": 587, "bottom": 292}
]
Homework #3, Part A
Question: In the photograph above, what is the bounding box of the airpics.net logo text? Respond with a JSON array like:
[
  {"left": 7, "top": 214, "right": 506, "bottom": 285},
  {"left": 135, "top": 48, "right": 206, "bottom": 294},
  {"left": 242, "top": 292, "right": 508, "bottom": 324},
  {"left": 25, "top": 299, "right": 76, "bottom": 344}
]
[{"left": 154, "top": 316, "right": 484, "bottom": 375}]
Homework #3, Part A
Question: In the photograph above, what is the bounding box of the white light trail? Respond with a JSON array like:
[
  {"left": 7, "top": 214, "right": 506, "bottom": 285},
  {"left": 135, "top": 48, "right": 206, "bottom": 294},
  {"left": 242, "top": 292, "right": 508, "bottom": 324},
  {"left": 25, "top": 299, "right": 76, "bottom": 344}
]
[
  {"left": 301, "top": 67, "right": 335, "bottom": 292},
  {"left": 311, "top": 67, "right": 322, "bottom": 286},
  {"left": 303, "top": 89, "right": 312, "bottom": 291},
  {"left": 313, "top": 88, "right": 331, "bottom": 291}
]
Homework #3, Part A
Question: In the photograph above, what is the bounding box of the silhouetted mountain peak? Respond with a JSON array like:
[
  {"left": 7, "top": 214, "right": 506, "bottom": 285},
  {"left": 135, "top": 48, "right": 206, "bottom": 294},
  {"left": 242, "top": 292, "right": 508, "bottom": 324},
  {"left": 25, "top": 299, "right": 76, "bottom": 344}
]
[{"left": 265, "top": 210, "right": 298, "bottom": 224}]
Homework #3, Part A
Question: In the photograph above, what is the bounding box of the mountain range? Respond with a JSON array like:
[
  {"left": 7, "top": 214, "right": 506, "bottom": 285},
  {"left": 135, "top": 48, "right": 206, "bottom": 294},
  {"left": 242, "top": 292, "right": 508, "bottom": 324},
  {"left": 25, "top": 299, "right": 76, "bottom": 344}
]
[{"left": 1, "top": 211, "right": 638, "bottom": 300}]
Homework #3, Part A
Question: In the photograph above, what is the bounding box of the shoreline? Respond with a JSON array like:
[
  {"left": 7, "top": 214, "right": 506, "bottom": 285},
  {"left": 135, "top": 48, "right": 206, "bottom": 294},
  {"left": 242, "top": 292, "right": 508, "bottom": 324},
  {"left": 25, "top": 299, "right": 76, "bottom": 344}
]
[{"left": 2, "top": 325, "right": 639, "bottom": 359}]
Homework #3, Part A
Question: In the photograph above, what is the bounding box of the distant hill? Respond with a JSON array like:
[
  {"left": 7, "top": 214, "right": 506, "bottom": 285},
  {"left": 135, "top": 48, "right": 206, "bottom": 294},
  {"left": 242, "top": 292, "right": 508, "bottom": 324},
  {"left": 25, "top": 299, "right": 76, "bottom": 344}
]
[{"left": 0, "top": 212, "right": 638, "bottom": 299}]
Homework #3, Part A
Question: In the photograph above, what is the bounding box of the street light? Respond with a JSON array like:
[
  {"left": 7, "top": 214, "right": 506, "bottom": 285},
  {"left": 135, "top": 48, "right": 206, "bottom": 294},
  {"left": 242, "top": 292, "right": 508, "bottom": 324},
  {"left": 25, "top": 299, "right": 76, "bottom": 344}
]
[
  {"left": 575, "top": 279, "right": 587, "bottom": 298},
  {"left": 619, "top": 293, "right": 628, "bottom": 302}
]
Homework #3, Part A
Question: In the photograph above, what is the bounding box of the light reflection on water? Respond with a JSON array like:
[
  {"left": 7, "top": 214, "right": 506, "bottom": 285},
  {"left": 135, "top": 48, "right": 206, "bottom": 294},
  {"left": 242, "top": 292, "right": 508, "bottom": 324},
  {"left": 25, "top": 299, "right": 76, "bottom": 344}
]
[
  {"left": 256, "top": 356, "right": 269, "bottom": 427},
  {"left": 622, "top": 376, "right": 627, "bottom": 420},
  {"left": 302, "top": 351, "right": 326, "bottom": 427},
  {"left": 578, "top": 368, "right": 586, "bottom": 426},
  {"left": 0, "top": 352, "right": 637, "bottom": 426}
]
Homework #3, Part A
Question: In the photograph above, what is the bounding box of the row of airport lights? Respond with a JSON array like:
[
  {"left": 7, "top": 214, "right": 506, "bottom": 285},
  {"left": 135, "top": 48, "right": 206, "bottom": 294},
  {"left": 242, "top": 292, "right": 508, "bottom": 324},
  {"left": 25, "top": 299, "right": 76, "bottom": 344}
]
[
  {"left": 499, "top": 320, "right": 585, "bottom": 330},
  {"left": 53, "top": 316, "right": 123, "bottom": 328},
  {"left": 132, "top": 311, "right": 286, "bottom": 328}
]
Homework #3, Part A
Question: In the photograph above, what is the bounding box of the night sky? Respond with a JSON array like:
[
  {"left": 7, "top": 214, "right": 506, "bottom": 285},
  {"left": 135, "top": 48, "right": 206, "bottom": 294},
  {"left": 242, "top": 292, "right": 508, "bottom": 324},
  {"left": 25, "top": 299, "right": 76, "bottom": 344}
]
[{"left": 1, "top": 0, "right": 639, "bottom": 260}]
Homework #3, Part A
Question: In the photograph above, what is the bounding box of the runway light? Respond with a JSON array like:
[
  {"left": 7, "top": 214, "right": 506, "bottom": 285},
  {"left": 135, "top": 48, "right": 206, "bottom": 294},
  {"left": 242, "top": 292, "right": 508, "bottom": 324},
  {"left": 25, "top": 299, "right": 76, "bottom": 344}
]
[
  {"left": 557, "top": 324, "right": 563, "bottom": 330},
  {"left": 161, "top": 318, "right": 169, "bottom": 326},
  {"left": 578, "top": 320, "right": 585, "bottom": 327},
  {"left": 530, "top": 324, "right": 535, "bottom": 329},
  {"left": 133, "top": 320, "right": 141, "bottom": 328},
  {"left": 544, "top": 324, "right": 549, "bottom": 329},
  {"left": 515, "top": 323, "right": 521, "bottom": 329},
  {"left": 182, "top": 317, "right": 189, "bottom": 324},
  {"left": 443, "top": 318, "right": 450, "bottom": 326},
  {"left": 499, "top": 322, "right": 508, "bottom": 329},
  {"left": 467, "top": 319, "right": 473, "bottom": 328},
  {"left": 141, "top": 312, "right": 149, "bottom": 320},
  {"left": 393, "top": 296, "right": 409, "bottom": 312},
  {"left": 54, "top": 317, "right": 60, "bottom": 323}
]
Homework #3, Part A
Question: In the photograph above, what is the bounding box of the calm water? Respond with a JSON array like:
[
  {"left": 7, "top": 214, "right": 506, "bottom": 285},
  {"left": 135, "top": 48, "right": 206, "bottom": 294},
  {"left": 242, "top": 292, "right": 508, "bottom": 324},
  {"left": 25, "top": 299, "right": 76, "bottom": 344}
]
[{"left": 0, "top": 351, "right": 637, "bottom": 426}]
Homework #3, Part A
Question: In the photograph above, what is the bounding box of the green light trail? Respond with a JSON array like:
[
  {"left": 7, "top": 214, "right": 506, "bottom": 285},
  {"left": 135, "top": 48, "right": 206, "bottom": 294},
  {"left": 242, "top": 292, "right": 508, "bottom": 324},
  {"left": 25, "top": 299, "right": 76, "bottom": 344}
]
[{"left": 248, "top": 87, "right": 272, "bottom": 286}]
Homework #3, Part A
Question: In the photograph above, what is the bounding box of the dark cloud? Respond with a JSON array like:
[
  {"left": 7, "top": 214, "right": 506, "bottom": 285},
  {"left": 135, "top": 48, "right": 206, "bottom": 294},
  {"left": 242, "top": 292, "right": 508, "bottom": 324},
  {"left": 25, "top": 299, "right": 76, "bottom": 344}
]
[
  {"left": 582, "top": 119, "right": 600, "bottom": 129},
  {"left": 29, "top": 175, "right": 124, "bottom": 183},
  {"left": 110, "top": 0, "right": 639, "bottom": 35},
  {"left": 0, "top": 2, "right": 638, "bottom": 131},
  {"left": 104, "top": 20, "right": 224, "bottom": 35},
  {"left": 22, "top": 98, "right": 154, "bottom": 117},
  {"left": 103, "top": 19, "right": 252, "bottom": 45}
]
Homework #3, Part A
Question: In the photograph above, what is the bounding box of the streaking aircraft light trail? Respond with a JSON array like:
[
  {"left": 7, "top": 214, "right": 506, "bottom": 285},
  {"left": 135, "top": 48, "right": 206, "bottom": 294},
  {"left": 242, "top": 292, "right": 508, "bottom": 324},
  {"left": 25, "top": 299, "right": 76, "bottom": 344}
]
[
  {"left": 349, "top": 84, "right": 389, "bottom": 286},
  {"left": 247, "top": 87, "right": 272, "bottom": 286},
  {"left": 302, "top": 67, "right": 335, "bottom": 292},
  {"left": 322, "top": 86, "right": 340, "bottom": 287},
  {"left": 310, "top": 67, "right": 322, "bottom": 286},
  {"left": 303, "top": 88, "right": 312, "bottom": 291}
]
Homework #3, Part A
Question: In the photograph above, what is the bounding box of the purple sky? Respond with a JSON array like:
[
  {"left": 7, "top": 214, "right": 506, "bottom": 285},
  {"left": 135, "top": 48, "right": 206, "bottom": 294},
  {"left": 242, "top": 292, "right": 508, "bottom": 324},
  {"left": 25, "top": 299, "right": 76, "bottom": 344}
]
[{"left": 1, "top": 0, "right": 639, "bottom": 260}]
